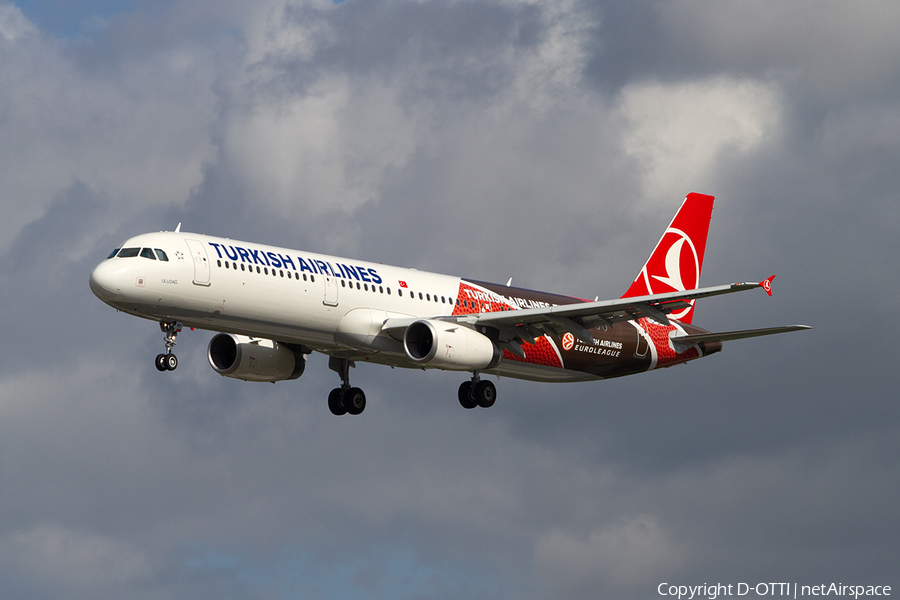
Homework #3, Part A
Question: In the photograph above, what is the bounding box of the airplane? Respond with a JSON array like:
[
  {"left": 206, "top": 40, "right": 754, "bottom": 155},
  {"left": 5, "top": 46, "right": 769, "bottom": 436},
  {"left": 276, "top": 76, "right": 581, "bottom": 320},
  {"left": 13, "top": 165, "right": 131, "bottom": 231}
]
[{"left": 89, "top": 193, "right": 809, "bottom": 416}]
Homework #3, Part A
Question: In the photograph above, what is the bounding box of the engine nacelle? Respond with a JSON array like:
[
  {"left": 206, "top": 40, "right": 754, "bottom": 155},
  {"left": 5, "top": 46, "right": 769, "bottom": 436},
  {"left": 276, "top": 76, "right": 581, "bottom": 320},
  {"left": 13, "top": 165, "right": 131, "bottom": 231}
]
[
  {"left": 403, "top": 319, "right": 501, "bottom": 371},
  {"left": 207, "top": 333, "right": 305, "bottom": 382}
]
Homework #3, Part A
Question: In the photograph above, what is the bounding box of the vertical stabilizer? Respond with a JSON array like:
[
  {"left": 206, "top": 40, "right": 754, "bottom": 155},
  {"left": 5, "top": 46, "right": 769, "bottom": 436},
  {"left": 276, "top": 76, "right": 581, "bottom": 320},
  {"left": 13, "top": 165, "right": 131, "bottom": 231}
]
[{"left": 621, "top": 193, "right": 715, "bottom": 323}]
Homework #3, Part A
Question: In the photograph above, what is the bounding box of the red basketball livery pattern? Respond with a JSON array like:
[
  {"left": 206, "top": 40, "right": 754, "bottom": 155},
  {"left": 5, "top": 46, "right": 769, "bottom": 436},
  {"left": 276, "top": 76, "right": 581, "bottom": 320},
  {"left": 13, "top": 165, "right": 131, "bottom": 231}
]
[
  {"left": 450, "top": 277, "right": 714, "bottom": 379},
  {"left": 453, "top": 280, "right": 564, "bottom": 369},
  {"left": 635, "top": 318, "right": 701, "bottom": 368}
]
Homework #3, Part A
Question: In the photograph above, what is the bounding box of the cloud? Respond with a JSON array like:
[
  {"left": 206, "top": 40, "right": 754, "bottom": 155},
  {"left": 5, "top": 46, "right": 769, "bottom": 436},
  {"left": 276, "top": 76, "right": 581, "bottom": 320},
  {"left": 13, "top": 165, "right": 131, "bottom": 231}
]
[
  {"left": 535, "top": 517, "right": 679, "bottom": 599},
  {"left": 1, "top": 1, "right": 899, "bottom": 599},
  {"left": 1, "top": 526, "right": 152, "bottom": 594},
  {"left": 221, "top": 73, "right": 419, "bottom": 215},
  {"left": 0, "top": 3, "right": 218, "bottom": 252},
  {"left": 0, "top": 2, "right": 36, "bottom": 41},
  {"left": 618, "top": 76, "right": 782, "bottom": 201}
]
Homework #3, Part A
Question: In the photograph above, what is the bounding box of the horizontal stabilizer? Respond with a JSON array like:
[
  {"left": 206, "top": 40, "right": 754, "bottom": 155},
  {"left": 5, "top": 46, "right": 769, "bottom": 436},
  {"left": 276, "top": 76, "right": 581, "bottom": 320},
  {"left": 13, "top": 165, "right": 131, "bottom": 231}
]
[{"left": 672, "top": 325, "right": 811, "bottom": 352}]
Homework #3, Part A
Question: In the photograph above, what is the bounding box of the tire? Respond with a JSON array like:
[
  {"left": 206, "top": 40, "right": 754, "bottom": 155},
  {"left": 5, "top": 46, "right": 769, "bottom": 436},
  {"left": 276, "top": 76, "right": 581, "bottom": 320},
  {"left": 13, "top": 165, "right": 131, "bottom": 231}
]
[
  {"left": 165, "top": 354, "right": 178, "bottom": 371},
  {"left": 155, "top": 354, "right": 167, "bottom": 372},
  {"left": 328, "top": 388, "right": 347, "bottom": 416},
  {"left": 474, "top": 380, "right": 496, "bottom": 408},
  {"left": 458, "top": 381, "right": 477, "bottom": 409},
  {"left": 345, "top": 387, "right": 366, "bottom": 415}
]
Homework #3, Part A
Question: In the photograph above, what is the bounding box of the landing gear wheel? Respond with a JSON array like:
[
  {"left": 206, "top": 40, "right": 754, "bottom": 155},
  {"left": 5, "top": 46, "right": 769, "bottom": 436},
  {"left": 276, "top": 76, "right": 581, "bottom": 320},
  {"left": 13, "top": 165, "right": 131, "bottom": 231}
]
[
  {"left": 474, "top": 380, "right": 496, "bottom": 408},
  {"left": 345, "top": 387, "right": 367, "bottom": 415},
  {"left": 458, "top": 381, "right": 477, "bottom": 409},
  {"left": 156, "top": 322, "right": 183, "bottom": 373},
  {"left": 328, "top": 388, "right": 347, "bottom": 416}
]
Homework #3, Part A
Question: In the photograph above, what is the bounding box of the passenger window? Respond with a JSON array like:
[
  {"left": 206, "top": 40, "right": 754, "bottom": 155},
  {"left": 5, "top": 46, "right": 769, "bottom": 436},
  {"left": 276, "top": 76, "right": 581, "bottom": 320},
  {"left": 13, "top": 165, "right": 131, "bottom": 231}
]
[
  {"left": 217, "top": 260, "right": 222, "bottom": 267},
  {"left": 117, "top": 248, "right": 140, "bottom": 258},
  {"left": 107, "top": 248, "right": 120, "bottom": 259},
  {"left": 154, "top": 249, "right": 169, "bottom": 261}
]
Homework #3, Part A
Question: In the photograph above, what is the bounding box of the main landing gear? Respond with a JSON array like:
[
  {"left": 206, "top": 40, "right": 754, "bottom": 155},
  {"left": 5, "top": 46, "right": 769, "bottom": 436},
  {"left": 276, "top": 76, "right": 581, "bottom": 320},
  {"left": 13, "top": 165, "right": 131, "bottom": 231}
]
[
  {"left": 327, "top": 356, "right": 366, "bottom": 416},
  {"left": 458, "top": 373, "right": 496, "bottom": 410},
  {"left": 155, "top": 321, "right": 182, "bottom": 372}
]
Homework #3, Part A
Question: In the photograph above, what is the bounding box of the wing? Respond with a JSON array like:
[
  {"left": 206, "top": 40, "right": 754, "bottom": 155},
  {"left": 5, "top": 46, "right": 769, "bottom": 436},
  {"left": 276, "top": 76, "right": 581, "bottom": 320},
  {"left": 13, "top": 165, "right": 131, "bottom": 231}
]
[
  {"left": 443, "top": 278, "right": 776, "bottom": 358},
  {"left": 381, "top": 278, "right": 789, "bottom": 359}
]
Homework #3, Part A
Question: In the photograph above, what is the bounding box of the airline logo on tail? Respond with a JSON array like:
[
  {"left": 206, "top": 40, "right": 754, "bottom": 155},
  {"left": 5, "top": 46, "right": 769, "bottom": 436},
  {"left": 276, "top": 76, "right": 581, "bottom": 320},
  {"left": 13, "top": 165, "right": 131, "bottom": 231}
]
[
  {"left": 622, "top": 193, "right": 715, "bottom": 323},
  {"left": 648, "top": 227, "right": 700, "bottom": 293}
]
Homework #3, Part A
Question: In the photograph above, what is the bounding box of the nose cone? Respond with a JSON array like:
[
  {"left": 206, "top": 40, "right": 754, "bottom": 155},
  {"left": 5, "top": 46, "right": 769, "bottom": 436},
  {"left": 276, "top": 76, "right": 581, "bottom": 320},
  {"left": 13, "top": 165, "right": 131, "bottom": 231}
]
[{"left": 89, "top": 260, "right": 122, "bottom": 302}]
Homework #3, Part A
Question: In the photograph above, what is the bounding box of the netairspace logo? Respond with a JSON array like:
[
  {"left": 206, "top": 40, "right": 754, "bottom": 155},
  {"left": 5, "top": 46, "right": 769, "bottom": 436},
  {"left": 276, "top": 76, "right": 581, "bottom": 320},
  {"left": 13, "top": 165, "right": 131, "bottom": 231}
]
[{"left": 658, "top": 583, "right": 892, "bottom": 600}]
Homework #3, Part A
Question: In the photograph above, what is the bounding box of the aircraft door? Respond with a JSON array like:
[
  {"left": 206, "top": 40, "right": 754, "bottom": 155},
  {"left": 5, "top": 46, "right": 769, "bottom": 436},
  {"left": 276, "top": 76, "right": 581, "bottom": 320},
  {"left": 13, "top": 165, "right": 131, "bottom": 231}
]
[
  {"left": 185, "top": 239, "right": 211, "bottom": 286},
  {"left": 323, "top": 275, "right": 339, "bottom": 306},
  {"left": 633, "top": 321, "right": 650, "bottom": 358}
]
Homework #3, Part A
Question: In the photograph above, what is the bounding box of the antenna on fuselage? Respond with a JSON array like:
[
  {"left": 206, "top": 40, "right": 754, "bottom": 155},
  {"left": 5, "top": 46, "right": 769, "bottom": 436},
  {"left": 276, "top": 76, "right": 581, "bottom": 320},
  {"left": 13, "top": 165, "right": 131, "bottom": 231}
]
[{"left": 175, "top": 222, "right": 182, "bottom": 233}]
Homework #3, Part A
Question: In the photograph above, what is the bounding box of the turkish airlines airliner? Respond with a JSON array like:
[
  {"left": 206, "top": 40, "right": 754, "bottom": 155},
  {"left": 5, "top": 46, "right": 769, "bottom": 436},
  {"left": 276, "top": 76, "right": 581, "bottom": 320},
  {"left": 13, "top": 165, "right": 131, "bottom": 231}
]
[{"left": 89, "top": 193, "right": 809, "bottom": 415}]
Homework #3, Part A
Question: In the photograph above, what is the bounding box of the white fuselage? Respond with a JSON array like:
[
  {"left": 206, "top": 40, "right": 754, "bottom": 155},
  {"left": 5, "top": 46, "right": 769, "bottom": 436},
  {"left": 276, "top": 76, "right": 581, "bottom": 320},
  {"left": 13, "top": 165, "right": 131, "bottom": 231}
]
[{"left": 89, "top": 231, "right": 597, "bottom": 382}]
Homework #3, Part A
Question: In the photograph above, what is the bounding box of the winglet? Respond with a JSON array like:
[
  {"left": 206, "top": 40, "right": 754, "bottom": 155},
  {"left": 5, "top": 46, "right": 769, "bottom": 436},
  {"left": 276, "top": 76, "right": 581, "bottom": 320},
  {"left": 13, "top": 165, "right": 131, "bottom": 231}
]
[{"left": 760, "top": 275, "right": 775, "bottom": 297}]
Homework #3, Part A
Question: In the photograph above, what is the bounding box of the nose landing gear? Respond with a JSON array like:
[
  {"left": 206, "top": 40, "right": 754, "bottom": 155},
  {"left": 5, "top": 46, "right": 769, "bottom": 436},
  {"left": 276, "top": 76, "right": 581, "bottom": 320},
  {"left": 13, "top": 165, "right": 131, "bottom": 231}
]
[{"left": 155, "top": 321, "right": 182, "bottom": 372}]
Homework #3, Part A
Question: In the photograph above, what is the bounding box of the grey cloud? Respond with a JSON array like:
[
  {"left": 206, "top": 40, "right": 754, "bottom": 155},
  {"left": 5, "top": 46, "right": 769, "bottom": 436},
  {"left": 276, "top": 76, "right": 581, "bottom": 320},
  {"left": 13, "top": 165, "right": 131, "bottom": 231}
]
[{"left": 1, "top": 1, "right": 898, "bottom": 598}]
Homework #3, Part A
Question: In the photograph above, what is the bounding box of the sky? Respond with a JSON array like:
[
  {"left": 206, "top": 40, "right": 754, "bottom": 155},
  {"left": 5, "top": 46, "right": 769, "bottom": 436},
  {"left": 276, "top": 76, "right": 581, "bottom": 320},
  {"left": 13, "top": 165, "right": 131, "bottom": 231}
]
[{"left": 1, "top": 1, "right": 898, "bottom": 599}]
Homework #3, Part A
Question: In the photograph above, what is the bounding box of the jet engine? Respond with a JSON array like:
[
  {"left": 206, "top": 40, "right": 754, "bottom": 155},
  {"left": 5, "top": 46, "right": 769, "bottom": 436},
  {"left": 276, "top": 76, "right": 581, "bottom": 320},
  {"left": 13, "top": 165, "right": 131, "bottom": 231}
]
[
  {"left": 403, "top": 319, "right": 501, "bottom": 371},
  {"left": 207, "top": 333, "right": 306, "bottom": 382}
]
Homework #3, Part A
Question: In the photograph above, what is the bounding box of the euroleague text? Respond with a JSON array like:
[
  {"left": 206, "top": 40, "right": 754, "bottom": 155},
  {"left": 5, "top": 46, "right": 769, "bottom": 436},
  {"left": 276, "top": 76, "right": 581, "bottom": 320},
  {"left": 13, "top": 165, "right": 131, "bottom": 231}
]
[
  {"left": 574, "top": 338, "right": 622, "bottom": 356},
  {"left": 658, "top": 583, "right": 891, "bottom": 600}
]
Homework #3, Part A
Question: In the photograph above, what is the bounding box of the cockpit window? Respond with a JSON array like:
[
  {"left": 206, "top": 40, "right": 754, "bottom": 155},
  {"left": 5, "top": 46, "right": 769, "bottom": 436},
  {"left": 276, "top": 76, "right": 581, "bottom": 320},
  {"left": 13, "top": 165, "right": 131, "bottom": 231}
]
[
  {"left": 140, "top": 248, "right": 157, "bottom": 260},
  {"left": 117, "top": 248, "right": 140, "bottom": 258},
  {"left": 107, "top": 248, "right": 121, "bottom": 259},
  {"left": 154, "top": 249, "right": 169, "bottom": 261}
]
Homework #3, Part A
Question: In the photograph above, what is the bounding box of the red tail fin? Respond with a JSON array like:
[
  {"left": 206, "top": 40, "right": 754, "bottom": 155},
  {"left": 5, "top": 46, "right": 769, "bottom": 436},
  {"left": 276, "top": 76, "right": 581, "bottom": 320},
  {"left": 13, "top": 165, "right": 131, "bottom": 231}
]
[{"left": 621, "top": 193, "right": 715, "bottom": 324}]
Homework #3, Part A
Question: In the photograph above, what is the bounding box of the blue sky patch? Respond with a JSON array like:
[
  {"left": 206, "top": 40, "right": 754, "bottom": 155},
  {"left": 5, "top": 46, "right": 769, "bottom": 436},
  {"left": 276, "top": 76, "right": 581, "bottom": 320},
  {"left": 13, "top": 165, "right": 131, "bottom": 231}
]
[{"left": 14, "top": 0, "right": 136, "bottom": 37}]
